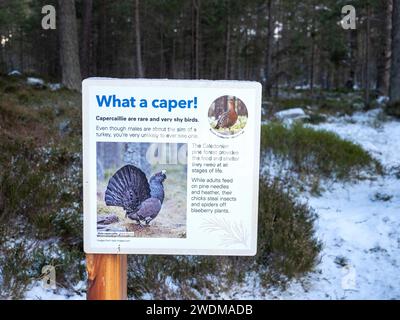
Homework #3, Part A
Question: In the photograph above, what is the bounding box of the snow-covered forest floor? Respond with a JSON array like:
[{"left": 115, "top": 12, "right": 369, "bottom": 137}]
[
  {"left": 216, "top": 109, "right": 400, "bottom": 300},
  {"left": 1, "top": 76, "right": 399, "bottom": 300},
  {"left": 23, "top": 108, "right": 400, "bottom": 300}
]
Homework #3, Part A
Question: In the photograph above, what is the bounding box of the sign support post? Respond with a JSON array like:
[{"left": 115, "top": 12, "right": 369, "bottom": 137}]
[{"left": 86, "top": 254, "right": 127, "bottom": 300}]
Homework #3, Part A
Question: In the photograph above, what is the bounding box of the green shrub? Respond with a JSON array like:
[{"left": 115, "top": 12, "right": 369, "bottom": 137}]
[
  {"left": 0, "top": 142, "right": 82, "bottom": 243},
  {"left": 386, "top": 101, "right": 400, "bottom": 118},
  {"left": 256, "top": 177, "right": 321, "bottom": 286},
  {"left": 0, "top": 76, "right": 321, "bottom": 299},
  {"left": 318, "top": 99, "right": 355, "bottom": 116},
  {"left": 272, "top": 97, "right": 315, "bottom": 110},
  {"left": 0, "top": 227, "right": 85, "bottom": 299},
  {"left": 128, "top": 255, "right": 221, "bottom": 299},
  {"left": 261, "top": 122, "right": 382, "bottom": 192},
  {"left": 0, "top": 234, "right": 34, "bottom": 299},
  {"left": 304, "top": 113, "right": 327, "bottom": 124},
  {"left": 30, "top": 244, "right": 85, "bottom": 289},
  {"left": 0, "top": 76, "right": 84, "bottom": 299},
  {"left": 127, "top": 176, "right": 321, "bottom": 298}
]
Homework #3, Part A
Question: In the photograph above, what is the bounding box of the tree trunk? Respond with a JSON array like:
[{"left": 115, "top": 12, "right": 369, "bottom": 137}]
[
  {"left": 58, "top": 0, "right": 81, "bottom": 91},
  {"left": 192, "top": 0, "right": 201, "bottom": 79},
  {"left": 171, "top": 38, "right": 176, "bottom": 78},
  {"left": 377, "top": 0, "right": 392, "bottom": 97},
  {"left": 196, "top": 1, "right": 200, "bottom": 79},
  {"left": 191, "top": 2, "right": 195, "bottom": 78},
  {"left": 160, "top": 24, "right": 164, "bottom": 78},
  {"left": 310, "top": 33, "right": 315, "bottom": 96},
  {"left": 19, "top": 28, "right": 24, "bottom": 73},
  {"left": 347, "top": 29, "right": 357, "bottom": 90},
  {"left": 224, "top": 12, "right": 231, "bottom": 79},
  {"left": 135, "top": 0, "right": 144, "bottom": 77},
  {"left": 364, "top": 4, "right": 371, "bottom": 108},
  {"left": 264, "top": 0, "right": 273, "bottom": 97},
  {"left": 390, "top": 0, "right": 400, "bottom": 104},
  {"left": 95, "top": 0, "right": 107, "bottom": 76},
  {"left": 274, "top": 0, "right": 282, "bottom": 97},
  {"left": 275, "top": 37, "right": 280, "bottom": 97},
  {"left": 81, "top": 0, "right": 93, "bottom": 79}
]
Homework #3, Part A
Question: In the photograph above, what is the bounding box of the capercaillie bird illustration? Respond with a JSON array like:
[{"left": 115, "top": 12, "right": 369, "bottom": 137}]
[
  {"left": 104, "top": 165, "right": 167, "bottom": 226},
  {"left": 215, "top": 98, "right": 238, "bottom": 131}
]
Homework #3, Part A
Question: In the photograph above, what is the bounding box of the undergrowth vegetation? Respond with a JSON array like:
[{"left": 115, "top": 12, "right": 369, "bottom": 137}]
[
  {"left": 261, "top": 122, "right": 382, "bottom": 193},
  {"left": 0, "top": 75, "right": 84, "bottom": 298},
  {"left": 386, "top": 101, "right": 400, "bottom": 119},
  {"left": 264, "top": 89, "right": 367, "bottom": 119},
  {"left": 0, "top": 75, "right": 383, "bottom": 299},
  {"left": 127, "top": 176, "right": 321, "bottom": 298}
]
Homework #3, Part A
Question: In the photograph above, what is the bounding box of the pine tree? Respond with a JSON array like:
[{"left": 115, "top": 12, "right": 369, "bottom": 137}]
[
  {"left": 390, "top": 0, "right": 400, "bottom": 104},
  {"left": 58, "top": 0, "right": 81, "bottom": 91}
]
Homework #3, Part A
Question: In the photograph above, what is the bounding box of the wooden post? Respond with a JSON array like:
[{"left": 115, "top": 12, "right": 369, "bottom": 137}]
[{"left": 86, "top": 254, "right": 128, "bottom": 300}]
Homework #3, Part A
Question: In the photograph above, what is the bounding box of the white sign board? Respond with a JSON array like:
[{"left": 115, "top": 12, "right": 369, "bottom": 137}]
[{"left": 83, "top": 78, "right": 261, "bottom": 255}]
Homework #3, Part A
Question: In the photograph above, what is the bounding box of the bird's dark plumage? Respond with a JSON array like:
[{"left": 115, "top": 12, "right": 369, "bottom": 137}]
[
  {"left": 131, "top": 198, "right": 162, "bottom": 225},
  {"left": 105, "top": 165, "right": 166, "bottom": 225}
]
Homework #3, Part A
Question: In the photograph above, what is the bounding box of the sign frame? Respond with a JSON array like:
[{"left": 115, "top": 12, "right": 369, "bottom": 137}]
[{"left": 83, "top": 78, "right": 261, "bottom": 256}]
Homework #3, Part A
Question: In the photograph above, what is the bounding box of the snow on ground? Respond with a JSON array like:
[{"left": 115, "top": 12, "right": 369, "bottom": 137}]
[
  {"left": 220, "top": 109, "right": 400, "bottom": 300},
  {"left": 26, "top": 77, "right": 45, "bottom": 87},
  {"left": 8, "top": 70, "right": 22, "bottom": 76},
  {"left": 275, "top": 108, "right": 309, "bottom": 124},
  {"left": 311, "top": 109, "right": 400, "bottom": 167},
  {"left": 23, "top": 109, "right": 399, "bottom": 300},
  {"left": 25, "top": 281, "right": 86, "bottom": 300},
  {"left": 48, "top": 83, "right": 62, "bottom": 91}
]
